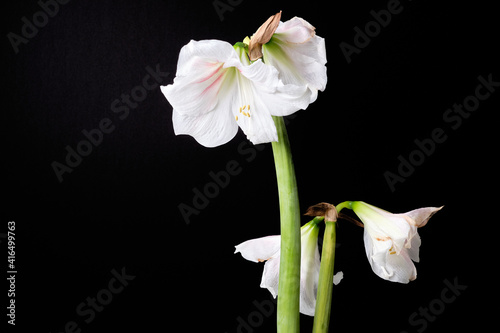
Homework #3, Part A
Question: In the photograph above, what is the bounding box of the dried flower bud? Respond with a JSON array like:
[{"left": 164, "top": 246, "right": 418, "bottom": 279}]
[
  {"left": 304, "top": 202, "right": 338, "bottom": 222},
  {"left": 248, "top": 11, "right": 282, "bottom": 61}
]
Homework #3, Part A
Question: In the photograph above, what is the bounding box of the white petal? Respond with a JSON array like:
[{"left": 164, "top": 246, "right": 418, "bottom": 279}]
[
  {"left": 354, "top": 202, "right": 410, "bottom": 254},
  {"left": 263, "top": 17, "right": 327, "bottom": 95},
  {"left": 333, "top": 271, "right": 344, "bottom": 285},
  {"left": 407, "top": 232, "right": 421, "bottom": 262},
  {"left": 236, "top": 222, "right": 325, "bottom": 313},
  {"left": 404, "top": 206, "right": 444, "bottom": 227},
  {"left": 384, "top": 249, "right": 417, "bottom": 283},
  {"left": 175, "top": 40, "right": 236, "bottom": 76},
  {"left": 161, "top": 40, "right": 246, "bottom": 147},
  {"left": 164, "top": 38, "right": 311, "bottom": 147},
  {"left": 260, "top": 257, "right": 280, "bottom": 298},
  {"left": 231, "top": 60, "right": 310, "bottom": 142},
  {"left": 275, "top": 17, "right": 327, "bottom": 66},
  {"left": 232, "top": 58, "right": 278, "bottom": 94},
  {"left": 171, "top": 105, "right": 238, "bottom": 147},
  {"left": 236, "top": 106, "right": 278, "bottom": 145},
  {"left": 263, "top": 81, "right": 311, "bottom": 117},
  {"left": 364, "top": 229, "right": 417, "bottom": 283},
  {"left": 235, "top": 235, "right": 281, "bottom": 298},
  {"left": 231, "top": 63, "right": 279, "bottom": 144},
  {"left": 355, "top": 202, "right": 442, "bottom": 283},
  {"left": 299, "top": 222, "right": 321, "bottom": 316},
  {"left": 275, "top": 17, "right": 316, "bottom": 44},
  {"left": 364, "top": 228, "right": 391, "bottom": 276},
  {"left": 234, "top": 235, "right": 281, "bottom": 263},
  {"left": 162, "top": 40, "right": 237, "bottom": 117}
]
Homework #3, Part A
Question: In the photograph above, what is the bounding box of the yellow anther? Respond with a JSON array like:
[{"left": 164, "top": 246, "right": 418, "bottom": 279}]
[
  {"left": 238, "top": 105, "right": 252, "bottom": 118},
  {"left": 235, "top": 115, "right": 238, "bottom": 121}
]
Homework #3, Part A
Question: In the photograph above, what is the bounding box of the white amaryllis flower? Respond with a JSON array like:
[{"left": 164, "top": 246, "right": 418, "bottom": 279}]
[
  {"left": 234, "top": 221, "right": 342, "bottom": 316},
  {"left": 261, "top": 17, "right": 327, "bottom": 104},
  {"left": 350, "top": 201, "right": 443, "bottom": 284},
  {"left": 161, "top": 39, "right": 309, "bottom": 147}
]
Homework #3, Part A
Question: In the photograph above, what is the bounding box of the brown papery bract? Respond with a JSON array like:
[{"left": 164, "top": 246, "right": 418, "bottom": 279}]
[
  {"left": 248, "top": 11, "right": 282, "bottom": 61},
  {"left": 304, "top": 202, "right": 338, "bottom": 222}
]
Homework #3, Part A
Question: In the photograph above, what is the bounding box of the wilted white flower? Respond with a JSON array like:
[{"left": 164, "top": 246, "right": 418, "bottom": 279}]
[
  {"left": 351, "top": 201, "right": 443, "bottom": 283},
  {"left": 235, "top": 220, "right": 342, "bottom": 316}
]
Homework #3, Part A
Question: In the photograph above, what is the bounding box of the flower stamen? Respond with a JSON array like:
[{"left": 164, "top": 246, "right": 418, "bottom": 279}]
[{"left": 238, "top": 105, "right": 252, "bottom": 118}]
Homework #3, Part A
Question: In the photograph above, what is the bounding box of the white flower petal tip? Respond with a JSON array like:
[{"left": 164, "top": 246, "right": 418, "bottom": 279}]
[
  {"left": 333, "top": 271, "right": 344, "bottom": 285},
  {"left": 351, "top": 201, "right": 443, "bottom": 284},
  {"left": 407, "top": 206, "right": 444, "bottom": 228},
  {"left": 233, "top": 236, "right": 281, "bottom": 263}
]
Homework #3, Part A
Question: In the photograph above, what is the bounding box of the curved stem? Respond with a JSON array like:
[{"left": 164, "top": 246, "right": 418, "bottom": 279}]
[
  {"left": 335, "top": 201, "right": 353, "bottom": 213},
  {"left": 312, "top": 202, "right": 352, "bottom": 333},
  {"left": 271, "top": 116, "right": 301, "bottom": 333}
]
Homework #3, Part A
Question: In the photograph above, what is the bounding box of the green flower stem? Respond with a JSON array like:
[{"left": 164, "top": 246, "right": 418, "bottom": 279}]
[
  {"left": 335, "top": 201, "right": 353, "bottom": 213},
  {"left": 271, "top": 116, "right": 301, "bottom": 333},
  {"left": 312, "top": 202, "right": 352, "bottom": 333},
  {"left": 312, "top": 220, "right": 336, "bottom": 333}
]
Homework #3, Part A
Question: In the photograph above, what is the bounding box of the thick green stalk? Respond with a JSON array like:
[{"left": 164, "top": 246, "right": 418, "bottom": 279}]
[
  {"left": 313, "top": 202, "right": 351, "bottom": 333},
  {"left": 312, "top": 220, "right": 336, "bottom": 333},
  {"left": 271, "top": 116, "right": 301, "bottom": 333}
]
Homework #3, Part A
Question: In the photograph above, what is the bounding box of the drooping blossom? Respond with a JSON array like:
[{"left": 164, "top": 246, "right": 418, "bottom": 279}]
[
  {"left": 350, "top": 201, "right": 443, "bottom": 283},
  {"left": 235, "top": 220, "right": 343, "bottom": 316}
]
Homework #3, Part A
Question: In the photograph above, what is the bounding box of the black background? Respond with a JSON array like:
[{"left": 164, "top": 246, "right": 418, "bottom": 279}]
[{"left": 3, "top": 0, "right": 498, "bottom": 332}]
